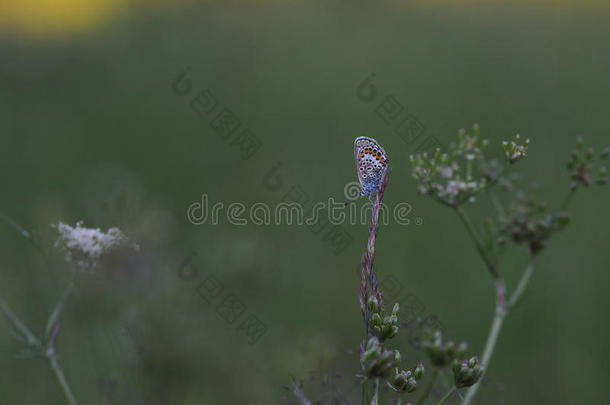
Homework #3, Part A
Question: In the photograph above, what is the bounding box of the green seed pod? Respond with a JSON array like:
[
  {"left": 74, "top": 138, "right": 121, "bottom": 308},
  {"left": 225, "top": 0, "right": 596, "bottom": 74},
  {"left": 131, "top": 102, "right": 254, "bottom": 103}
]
[
  {"left": 367, "top": 296, "right": 379, "bottom": 313},
  {"left": 414, "top": 363, "right": 425, "bottom": 380}
]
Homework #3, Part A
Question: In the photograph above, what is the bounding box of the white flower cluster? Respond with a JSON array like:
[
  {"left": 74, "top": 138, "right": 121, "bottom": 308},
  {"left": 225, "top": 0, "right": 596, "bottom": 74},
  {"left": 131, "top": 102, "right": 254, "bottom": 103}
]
[
  {"left": 53, "top": 221, "right": 139, "bottom": 268},
  {"left": 411, "top": 125, "right": 531, "bottom": 207},
  {"left": 410, "top": 126, "right": 488, "bottom": 207},
  {"left": 502, "top": 134, "right": 530, "bottom": 163}
]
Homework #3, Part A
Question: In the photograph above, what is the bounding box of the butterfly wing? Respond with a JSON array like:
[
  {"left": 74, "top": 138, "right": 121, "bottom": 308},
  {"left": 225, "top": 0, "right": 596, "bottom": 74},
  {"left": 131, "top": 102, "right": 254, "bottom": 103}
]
[{"left": 354, "top": 136, "right": 389, "bottom": 196}]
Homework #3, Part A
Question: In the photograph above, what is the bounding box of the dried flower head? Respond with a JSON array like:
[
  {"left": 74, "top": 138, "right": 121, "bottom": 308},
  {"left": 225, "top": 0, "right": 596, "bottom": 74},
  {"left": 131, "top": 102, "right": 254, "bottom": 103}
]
[
  {"left": 52, "top": 221, "right": 139, "bottom": 269},
  {"left": 361, "top": 336, "right": 399, "bottom": 379},
  {"left": 498, "top": 191, "right": 568, "bottom": 256},
  {"left": 452, "top": 357, "right": 484, "bottom": 388},
  {"left": 567, "top": 138, "right": 609, "bottom": 189},
  {"left": 422, "top": 330, "right": 468, "bottom": 368}
]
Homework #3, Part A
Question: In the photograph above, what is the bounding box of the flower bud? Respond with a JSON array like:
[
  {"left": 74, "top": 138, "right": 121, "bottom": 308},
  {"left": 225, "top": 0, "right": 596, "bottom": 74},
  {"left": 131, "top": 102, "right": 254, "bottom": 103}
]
[
  {"left": 392, "top": 372, "right": 407, "bottom": 390},
  {"left": 370, "top": 313, "right": 382, "bottom": 328},
  {"left": 414, "top": 363, "right": 425, "bottom": 380},
  {"left": 388, "top": 325, "right": 399, "bottom": 339},
  {"left": 453, "top": 357, "right": 484, "bottom": 388},
  {"left": 392, "top": 302, "right": 400, "bottom": 316},
  {"left": 366, "top": 337, "right": 379, "bottom": 352},
  {"left": 367, "top": 296, "right": 379, "bottom": 313},
  {"left": 389, "top": 314, "right": 398, "bottom": 325},
  {"left": 557, "top": 212, "right": 570, "bottom": 227},
  {"left": 405, "top": 377, "right": 417, "bottom": 393}
]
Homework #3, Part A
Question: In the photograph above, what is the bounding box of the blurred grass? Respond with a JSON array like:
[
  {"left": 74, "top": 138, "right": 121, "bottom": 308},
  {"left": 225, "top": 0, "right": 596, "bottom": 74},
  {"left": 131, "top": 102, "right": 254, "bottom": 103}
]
[{"left": 1, "top": 0, "right": 610, "bottom": 404}]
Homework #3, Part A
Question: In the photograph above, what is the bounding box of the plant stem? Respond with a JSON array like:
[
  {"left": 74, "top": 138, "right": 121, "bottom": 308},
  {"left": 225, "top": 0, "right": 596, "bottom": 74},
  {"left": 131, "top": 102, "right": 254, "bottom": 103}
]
[
  {"left": 461, "top": 281, "right": 506, "bottom": 405},
  {"left": 560, "top": 188, "right": 577, "bottom": 211},
  {"left": 436, "top": 386, "right": 456, "bottom": 405},
  {"left": 1, "top": 294, "right": 78, "bottom": 405},
  {"left": 291, "top": 378, "right": 312, "bottom": 405},
  {"left": 508, "top": 261, "right": 535, "bottom": 309},
  {"left": 371, "top": 378, "right": 380, "bottom": 405},
  {"left": 416, "top": 369, "right": 439, "bottom": 405},
  {"left": 47, "top": 350, "right": 78, "bottom": 405},
  {"left": 489, "top": 190, "right": 506, "bottom": 221},
  {"left": 454, "top": 206, "right": 499, "bottom": 279},
  {"left": 45, "top": 282, "right": 74, "bottom": 339},
  {"left": 0, "top": 295, "right": 40, "bottom": 347},
  {"left": 359, "top": 169, "right": 391, "bottom": 405},
  {"left": 362, "top": 381, "right": 368, "bottom": 405},
  {"left": 0, "top": 210, "right": 45, "bottom": 256}
]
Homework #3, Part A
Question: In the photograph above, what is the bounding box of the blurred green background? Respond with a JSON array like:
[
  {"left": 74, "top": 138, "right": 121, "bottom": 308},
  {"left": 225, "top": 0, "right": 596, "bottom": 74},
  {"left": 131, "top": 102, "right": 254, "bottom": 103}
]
[{"left": 1, "top": 0, "right": 610, "bottom": 404}]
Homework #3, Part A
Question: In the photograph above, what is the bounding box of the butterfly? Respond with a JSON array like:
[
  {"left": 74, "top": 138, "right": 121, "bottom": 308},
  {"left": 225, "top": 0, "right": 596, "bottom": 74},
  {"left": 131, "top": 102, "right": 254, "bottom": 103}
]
[{"left": 354, "top": 136, "right": 389, "bottom": 199}]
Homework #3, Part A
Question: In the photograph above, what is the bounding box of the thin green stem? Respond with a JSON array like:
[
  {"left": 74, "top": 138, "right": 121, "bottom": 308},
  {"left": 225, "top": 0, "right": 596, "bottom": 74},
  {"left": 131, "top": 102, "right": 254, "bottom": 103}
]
[
  {"left": 436, "top": 386, "right": 456, "bottom": 405},
  {"left": 0, "top": 210, "right": 45, "bottom": 256},
  {"left": 47, "top": 352, "right": 78, "bottom": 405},
  {"left": 489, "top": 190, "right": 506, "bottom": 220},
  {"left": 45, "top": 283, "right": 74, "bottom": 339},
  {"left": 560, "top": 188, "right": 577, "bottom": 211},
  {"left": 361, "top": 380, "right": 368, "bottom": 405},
  {"left": 461, "top": 297, "right": 505, "bottom": 405},
  {"left": 371, "top": 378, "right": 380, "bottom": 405},
  {"left": 454, "top": 206, "right": 499, "bottom": 279},
  {"left": 508, "top": 261, "right": 535, "bottom": 309},
  {"left": 0, "top": 295, "right": 40, "bottom": 347},
  {"left": 416, "top": 369, "right": 439, "bottom": 405}
]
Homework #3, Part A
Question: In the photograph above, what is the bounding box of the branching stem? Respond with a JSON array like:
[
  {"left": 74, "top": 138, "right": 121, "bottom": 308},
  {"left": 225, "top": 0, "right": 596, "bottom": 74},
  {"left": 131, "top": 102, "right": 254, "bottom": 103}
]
[{"left": 436, "top": 386, "right": 457, "bottom": 405}]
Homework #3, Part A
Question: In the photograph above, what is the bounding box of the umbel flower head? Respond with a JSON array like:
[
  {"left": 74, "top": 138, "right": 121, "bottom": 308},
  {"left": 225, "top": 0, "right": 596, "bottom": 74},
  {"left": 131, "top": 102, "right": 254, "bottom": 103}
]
[
  {"left": 452, "top": 357, "right": 484, "bottom": 388},
  {"left": 52, "top": 221, "right": 139, "bottom": 269},
  {"left": 422, "top": 330, "right": 468, "bottom": 368},
  {"left": 361, "top": 336, "right": 400, "bottom": 378},
  {"left": 567, "top": 137, "right": 609, "bottom": 189},
  {"left": 409, "top": 125, "right": 490, "bottom": 207},
  {"left": 367, "top": 297, "right": 399, "bottom": 341},
  {"left": 410, "top": 125, "right": 531, "bottom": 207},
  {"left": 498, "top": 190, "right": 569, "bottom": 255}
]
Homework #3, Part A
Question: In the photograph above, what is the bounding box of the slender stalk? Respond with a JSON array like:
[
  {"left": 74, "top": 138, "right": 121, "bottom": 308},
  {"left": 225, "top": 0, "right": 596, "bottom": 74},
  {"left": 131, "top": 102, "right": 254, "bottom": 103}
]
[
  {"left": 0, "top": 210, "right": 45, "bottom": 256},
  {"left": 416, "top": 369, "right": 439, "bottom": 405},
  {"left": 489, "top": 190, "right": 506, "bottom": 220},
  {"left": 291, "top": 379, "right": 312, "bottom": 405},
  {"left": 454, "top": 206, "right": 498, "bottom": 279},
  {"left": 436, "top": 386, "right": 456, "bottom": 405},
  {"left": 453, "top": 205, "right": 509, "bottom": 405},
  {"left": 45, "top": 282, "right": 74, "bottom": 339},
  {"left": 461, "top": 281, "right": 506, "bottom": 405},
  {"left": 361, "top": 380, "right": 368, "bottom": 405},
  {"left": 508, "top": 261, "right": 535, "bottom": 308},
  {"left": 560, "top": 188, "right": 576, "bottom": 211},
  {"left": 47, "top": 350, "right": 78, "bottom": 405},
  {"left": 0, "top": 295, "right": 40, "bottom": 347},
  {"left": 371, "top": 378, "right": 380, "bottom": 405},
  {"left": 359, "top": 169, "right": 392, "bottom": 405}
]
